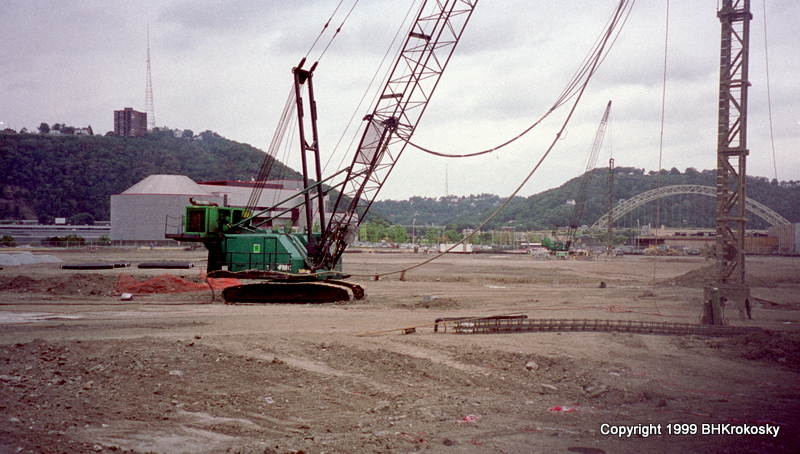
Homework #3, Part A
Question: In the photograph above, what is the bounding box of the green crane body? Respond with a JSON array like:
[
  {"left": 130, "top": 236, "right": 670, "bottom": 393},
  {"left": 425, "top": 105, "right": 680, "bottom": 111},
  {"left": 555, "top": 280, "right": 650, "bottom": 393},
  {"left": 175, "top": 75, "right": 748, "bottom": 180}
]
[
  {"left": 166, "top": 1, "right": 479, "bottom": 303},
  {"left": 174, "top": 204, "right": 343, "bottom": 276}
]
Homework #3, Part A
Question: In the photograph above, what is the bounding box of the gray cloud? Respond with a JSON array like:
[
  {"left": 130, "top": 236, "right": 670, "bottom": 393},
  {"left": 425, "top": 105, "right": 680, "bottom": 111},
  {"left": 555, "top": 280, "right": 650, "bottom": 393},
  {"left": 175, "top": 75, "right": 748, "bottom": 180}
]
[{"left": 1, "top": 0, "right": 797, "bottom": 201}]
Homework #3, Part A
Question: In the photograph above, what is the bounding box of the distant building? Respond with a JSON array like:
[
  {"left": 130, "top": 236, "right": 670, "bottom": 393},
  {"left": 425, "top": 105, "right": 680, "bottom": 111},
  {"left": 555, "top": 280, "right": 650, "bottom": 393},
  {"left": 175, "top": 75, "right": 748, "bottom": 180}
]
[
  {"left": 110, "top": 175, "right": 221, "bottom": 242},
  {"left": 114, "top": 107, "right": 147, "bottom": 137},
  {"left": 110, "top": 175, "right": 318, "bottom": 242},
  {"left": 769, "top": 223, "right": 800, "bottom": 255}
]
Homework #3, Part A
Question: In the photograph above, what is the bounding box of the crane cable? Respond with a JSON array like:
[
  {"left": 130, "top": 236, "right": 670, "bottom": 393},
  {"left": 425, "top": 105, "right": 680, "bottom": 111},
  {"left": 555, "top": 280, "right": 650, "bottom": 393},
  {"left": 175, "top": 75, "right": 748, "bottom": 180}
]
[
  {"left": 651, "top": 0, "right": 671, "bottom": 312},
  {"left": 323, "top": 0, "right": 422, "bottom": 177},
  {"left": 405, "top": 0, "right": 636, "bottom": 159},
  {"left": 317, "top": 1, "right": 360, "bottom": 63},
  {"left": 761, "top": 0, "right": 778, "bottom": 182},
  {"left": 254, "top": 0, "right": 632, "bottom": 281},
  {"left": 348, "top": 0, "right": 630, "bottom": 279},
  {"left": 760, "top": 0, "right": 799, "bottom": 280},
  {"left": 303, "top": 0, "right": 359, "bottom": 63},
  {"left": 245, "top": 88, "right": 297, "bottom": 214},
  {"left": 249, "top": 0, "right": 363, "bottom": 213}
]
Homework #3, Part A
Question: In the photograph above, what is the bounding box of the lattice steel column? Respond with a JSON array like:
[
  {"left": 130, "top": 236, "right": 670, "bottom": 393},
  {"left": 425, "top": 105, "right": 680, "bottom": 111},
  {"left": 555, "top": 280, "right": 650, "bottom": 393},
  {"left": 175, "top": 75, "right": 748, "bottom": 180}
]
[
  {"left": 145, "top": 25, "right": 155, "bottom": 131},
  {"left": 704, "top": 0, "right": 752, "bottom": 325}
]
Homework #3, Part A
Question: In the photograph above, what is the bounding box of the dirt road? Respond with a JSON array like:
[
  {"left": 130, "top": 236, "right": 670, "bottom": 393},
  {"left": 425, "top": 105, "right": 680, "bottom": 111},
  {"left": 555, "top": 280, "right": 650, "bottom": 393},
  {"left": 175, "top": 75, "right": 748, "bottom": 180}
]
[{"left": 0, "top": 248, "right": 798, "bottom": 453}]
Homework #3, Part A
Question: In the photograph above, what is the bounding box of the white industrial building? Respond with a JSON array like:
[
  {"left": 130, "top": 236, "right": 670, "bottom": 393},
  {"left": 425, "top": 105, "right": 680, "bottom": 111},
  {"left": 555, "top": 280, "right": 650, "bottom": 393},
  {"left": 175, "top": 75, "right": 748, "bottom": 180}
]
[
  {"left": 769, "top": 223, "right": 800, "bottom": 255},
  {"left": 110, "top": 174, "right": 315, "bottom": 243}
]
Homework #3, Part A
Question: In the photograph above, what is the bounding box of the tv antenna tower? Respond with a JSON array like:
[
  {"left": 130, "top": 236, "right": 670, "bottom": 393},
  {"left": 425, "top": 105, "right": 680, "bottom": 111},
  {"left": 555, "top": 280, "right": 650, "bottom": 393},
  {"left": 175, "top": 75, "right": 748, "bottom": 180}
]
[{"left": 145, "top": 25, "right": 155, "bottom": 131}]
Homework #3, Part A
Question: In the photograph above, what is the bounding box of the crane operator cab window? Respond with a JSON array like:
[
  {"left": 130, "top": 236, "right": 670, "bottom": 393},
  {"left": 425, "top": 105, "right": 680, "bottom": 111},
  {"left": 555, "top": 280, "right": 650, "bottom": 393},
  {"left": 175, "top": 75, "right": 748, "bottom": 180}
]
[{"left": 186, "top": 208, "right": 206, "bottom": 233}]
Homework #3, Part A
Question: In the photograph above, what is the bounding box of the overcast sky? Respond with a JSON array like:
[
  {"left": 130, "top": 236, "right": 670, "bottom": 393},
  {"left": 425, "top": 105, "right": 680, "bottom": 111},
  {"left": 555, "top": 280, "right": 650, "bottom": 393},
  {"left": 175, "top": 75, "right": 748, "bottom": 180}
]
[{"left": 2, "top": 0, "right": 798, "bottom": 201}]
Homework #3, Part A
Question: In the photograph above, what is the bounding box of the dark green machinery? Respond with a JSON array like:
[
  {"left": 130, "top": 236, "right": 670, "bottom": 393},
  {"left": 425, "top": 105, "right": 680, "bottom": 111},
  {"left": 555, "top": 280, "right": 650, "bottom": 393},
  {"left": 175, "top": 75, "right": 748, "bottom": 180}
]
[
  {"left": 167, "top": 1, "right": 478, "bottom": 303},
  {"left": 167, "top": 196, "right": 362, "bottom": 303},
  {"left": 176, "top": 204, "right": 319, "bottom": 274}
]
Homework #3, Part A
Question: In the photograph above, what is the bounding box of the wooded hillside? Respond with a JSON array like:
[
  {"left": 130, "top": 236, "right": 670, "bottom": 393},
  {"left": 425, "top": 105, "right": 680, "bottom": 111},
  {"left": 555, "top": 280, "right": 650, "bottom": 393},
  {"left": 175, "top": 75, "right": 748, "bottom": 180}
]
[
  {"left": 0, "top": 130, "right": 300, "bottom": 223},
  {"left": 2, "top": 130, "right": 798, "bottom": 229},
  {"left": 368, "top": 167, "right": 800, "bottom": 230}
]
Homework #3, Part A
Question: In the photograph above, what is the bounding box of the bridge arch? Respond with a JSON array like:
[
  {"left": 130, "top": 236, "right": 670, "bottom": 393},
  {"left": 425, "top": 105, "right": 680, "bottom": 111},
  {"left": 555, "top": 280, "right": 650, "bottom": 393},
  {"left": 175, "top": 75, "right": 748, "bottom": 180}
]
[{"left": 591, "top": 185, "right": 789, "bottom": 229}]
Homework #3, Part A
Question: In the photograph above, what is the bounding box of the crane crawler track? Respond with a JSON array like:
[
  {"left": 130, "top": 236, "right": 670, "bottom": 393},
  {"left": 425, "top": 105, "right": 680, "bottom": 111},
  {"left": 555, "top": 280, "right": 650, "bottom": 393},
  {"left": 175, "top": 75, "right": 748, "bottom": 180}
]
[
  {"left": 222, "top": 280, "right": 364, "bottom": 304},
  {"left": 450, "top": 318, "right": 760, "bottom": 337}
]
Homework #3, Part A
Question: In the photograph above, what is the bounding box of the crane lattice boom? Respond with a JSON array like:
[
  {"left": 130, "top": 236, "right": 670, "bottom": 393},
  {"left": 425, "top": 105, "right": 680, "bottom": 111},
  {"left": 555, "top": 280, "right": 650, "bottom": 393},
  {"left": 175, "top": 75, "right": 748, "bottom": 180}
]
[{"left": 311, "top": 0, "right": 479, "bottom": 270}]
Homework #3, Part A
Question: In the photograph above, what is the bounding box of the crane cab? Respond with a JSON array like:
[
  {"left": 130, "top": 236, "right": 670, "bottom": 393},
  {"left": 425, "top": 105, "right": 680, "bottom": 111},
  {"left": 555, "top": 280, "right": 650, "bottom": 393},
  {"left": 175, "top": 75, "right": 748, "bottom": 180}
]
[{"left": 166, "top": 205, "right": 250, "bottom": 241}]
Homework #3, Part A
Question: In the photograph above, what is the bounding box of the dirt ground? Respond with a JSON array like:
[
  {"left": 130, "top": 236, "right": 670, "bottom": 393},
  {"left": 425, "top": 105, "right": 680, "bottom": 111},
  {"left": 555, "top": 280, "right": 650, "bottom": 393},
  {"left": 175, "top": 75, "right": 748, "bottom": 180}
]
[{"left": 0, "top": 248, "right": 799, "bottom": 454}]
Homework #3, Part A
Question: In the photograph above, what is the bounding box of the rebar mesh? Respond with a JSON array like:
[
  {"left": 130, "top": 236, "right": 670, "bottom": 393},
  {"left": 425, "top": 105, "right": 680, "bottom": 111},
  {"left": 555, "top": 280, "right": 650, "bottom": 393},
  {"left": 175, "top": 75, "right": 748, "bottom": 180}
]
[{"left": 451, "top": 318, "right": 759, "bottom": 337}]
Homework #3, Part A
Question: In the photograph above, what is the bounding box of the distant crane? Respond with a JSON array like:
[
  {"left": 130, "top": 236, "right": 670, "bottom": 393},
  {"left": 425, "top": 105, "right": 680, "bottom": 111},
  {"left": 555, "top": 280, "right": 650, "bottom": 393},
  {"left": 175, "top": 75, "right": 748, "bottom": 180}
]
[
  {"left": 543, "top": 100, "right": 612, "bottom": 256},
  {"left": 606, "top": 157, "right": 615, "bottom": 255}
]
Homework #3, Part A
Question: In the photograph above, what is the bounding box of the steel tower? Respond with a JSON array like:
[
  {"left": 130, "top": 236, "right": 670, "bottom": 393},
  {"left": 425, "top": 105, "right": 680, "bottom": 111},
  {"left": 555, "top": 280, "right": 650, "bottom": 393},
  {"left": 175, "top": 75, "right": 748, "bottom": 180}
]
[
  {"left": 704, "top": 0, "right": 752, "bottom": 324},
  {"left": 145, "top": 26, "right": 155, "bottom": 131}
]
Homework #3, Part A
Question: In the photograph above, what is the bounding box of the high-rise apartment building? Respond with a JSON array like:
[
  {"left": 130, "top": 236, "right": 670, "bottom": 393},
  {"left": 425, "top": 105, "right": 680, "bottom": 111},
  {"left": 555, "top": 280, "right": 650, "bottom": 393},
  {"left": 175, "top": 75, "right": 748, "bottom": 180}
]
[{"left": 114, "top": 108, "right": 147, "bottom": 137}]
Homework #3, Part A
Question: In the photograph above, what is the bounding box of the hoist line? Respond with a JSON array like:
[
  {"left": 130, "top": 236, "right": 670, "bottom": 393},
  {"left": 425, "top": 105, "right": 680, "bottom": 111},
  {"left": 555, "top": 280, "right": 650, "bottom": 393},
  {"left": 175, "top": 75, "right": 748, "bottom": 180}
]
[
  {"left": 317, "top": 0, "right": 360, "bottom": 62},
  {"left": 406, "top": 0, "right": 636, "bottom": 159},
  {"left": 348, "top": 0, "right": 623, "bottom": 279},
  {"left": 245, "top": 88, "right": 297, "bottom": 214},
  {"left": 324, "top": 0, "right": 422, "bottom": 177},
  {"left": 761, "top": 0, "right": 778, "bottom": 181},
  {"left": 652, "top": 0, "right": 671, "bottom": 287},
  {"left": 304, "top": 0, "right": 348, "bottom": 62},
  {"left": 258, "top": 0, "right": 633, "bottom": 280}
]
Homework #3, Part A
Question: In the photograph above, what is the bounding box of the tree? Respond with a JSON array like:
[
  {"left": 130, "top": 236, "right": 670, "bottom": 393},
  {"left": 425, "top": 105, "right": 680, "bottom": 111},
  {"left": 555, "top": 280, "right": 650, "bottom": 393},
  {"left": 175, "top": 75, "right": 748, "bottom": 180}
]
[
  {"left": 387, "top": 225, "right": 408, "bottom": 243},
  {"left": 444, "top": 229, "right": 461, "bottom": 243},
  {"left": 38, "top": 123, "right": 50, "bottom": 134},
  {"left": 199, "top": 130, "right": 220, "bottom": 141},
  {"left": 359, "top": 220, "right": 389, "bottom": 243}
]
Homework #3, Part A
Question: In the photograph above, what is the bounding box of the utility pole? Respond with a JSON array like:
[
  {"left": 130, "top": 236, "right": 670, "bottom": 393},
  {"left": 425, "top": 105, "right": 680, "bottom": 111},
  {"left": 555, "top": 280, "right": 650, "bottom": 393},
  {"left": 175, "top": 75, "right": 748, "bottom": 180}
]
[{"left": 703, "top": 0, "right": 752, "bottom": 324}]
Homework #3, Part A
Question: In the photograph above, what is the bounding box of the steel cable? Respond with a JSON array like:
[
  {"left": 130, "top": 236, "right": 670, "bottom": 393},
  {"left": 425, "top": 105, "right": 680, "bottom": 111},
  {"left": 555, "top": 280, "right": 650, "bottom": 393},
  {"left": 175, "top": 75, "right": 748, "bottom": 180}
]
[
  {"left": 406, "top": 0, "right": 636, "bottom": 158},
  {"left": 348, "top": 0, "right": 636, "bottom": 278}
]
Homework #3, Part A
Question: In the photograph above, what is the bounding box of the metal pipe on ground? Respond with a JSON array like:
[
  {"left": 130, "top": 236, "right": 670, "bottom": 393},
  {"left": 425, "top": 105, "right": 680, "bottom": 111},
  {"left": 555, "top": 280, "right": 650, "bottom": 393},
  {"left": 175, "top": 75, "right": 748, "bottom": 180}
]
[
  {"left": 61, "top": 262, "right": 130, "bottom": 270},
  {"left": 137, "top": 262, "right": 195, "bottom": 269}
]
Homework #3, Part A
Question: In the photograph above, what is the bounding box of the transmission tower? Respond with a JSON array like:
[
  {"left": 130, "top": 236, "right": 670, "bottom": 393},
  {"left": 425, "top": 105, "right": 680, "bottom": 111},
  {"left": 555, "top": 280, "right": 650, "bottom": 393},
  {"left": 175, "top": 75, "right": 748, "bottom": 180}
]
[
  {"left": 145, "top": 25, "right": 155, "bottom": 131},
  {"left": 703, "top": 0, "right": 752, "bottom": 325}
]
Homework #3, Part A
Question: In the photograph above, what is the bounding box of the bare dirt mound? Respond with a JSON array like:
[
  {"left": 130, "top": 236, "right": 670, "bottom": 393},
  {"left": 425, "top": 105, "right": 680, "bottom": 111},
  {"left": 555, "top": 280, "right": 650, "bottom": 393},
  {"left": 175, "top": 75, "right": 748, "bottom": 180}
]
[
  {"left": 676, "top": 330, "right": 800, "bottom": 372},
  {"left": 0, "top": 274, "right": 117, "bottom": 296},
  {"left": 115, "top": 273, "right": 242, "bottom": 294},
  {"left": 662, "top": 265, "right": 715, "bottom": 288}
]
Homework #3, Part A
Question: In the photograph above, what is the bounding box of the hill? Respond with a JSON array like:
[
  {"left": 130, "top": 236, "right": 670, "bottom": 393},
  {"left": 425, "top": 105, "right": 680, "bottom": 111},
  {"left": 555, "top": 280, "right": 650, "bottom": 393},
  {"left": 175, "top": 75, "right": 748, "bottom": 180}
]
[
  {"left": 2, "top": 130, "right": 798, "bottom": 230},
  {"left": 368, "top": 167, "right": 800, "bottom": 230},
  {"left": 0, "top": 129, "right": 301, "bottom": 223}
]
